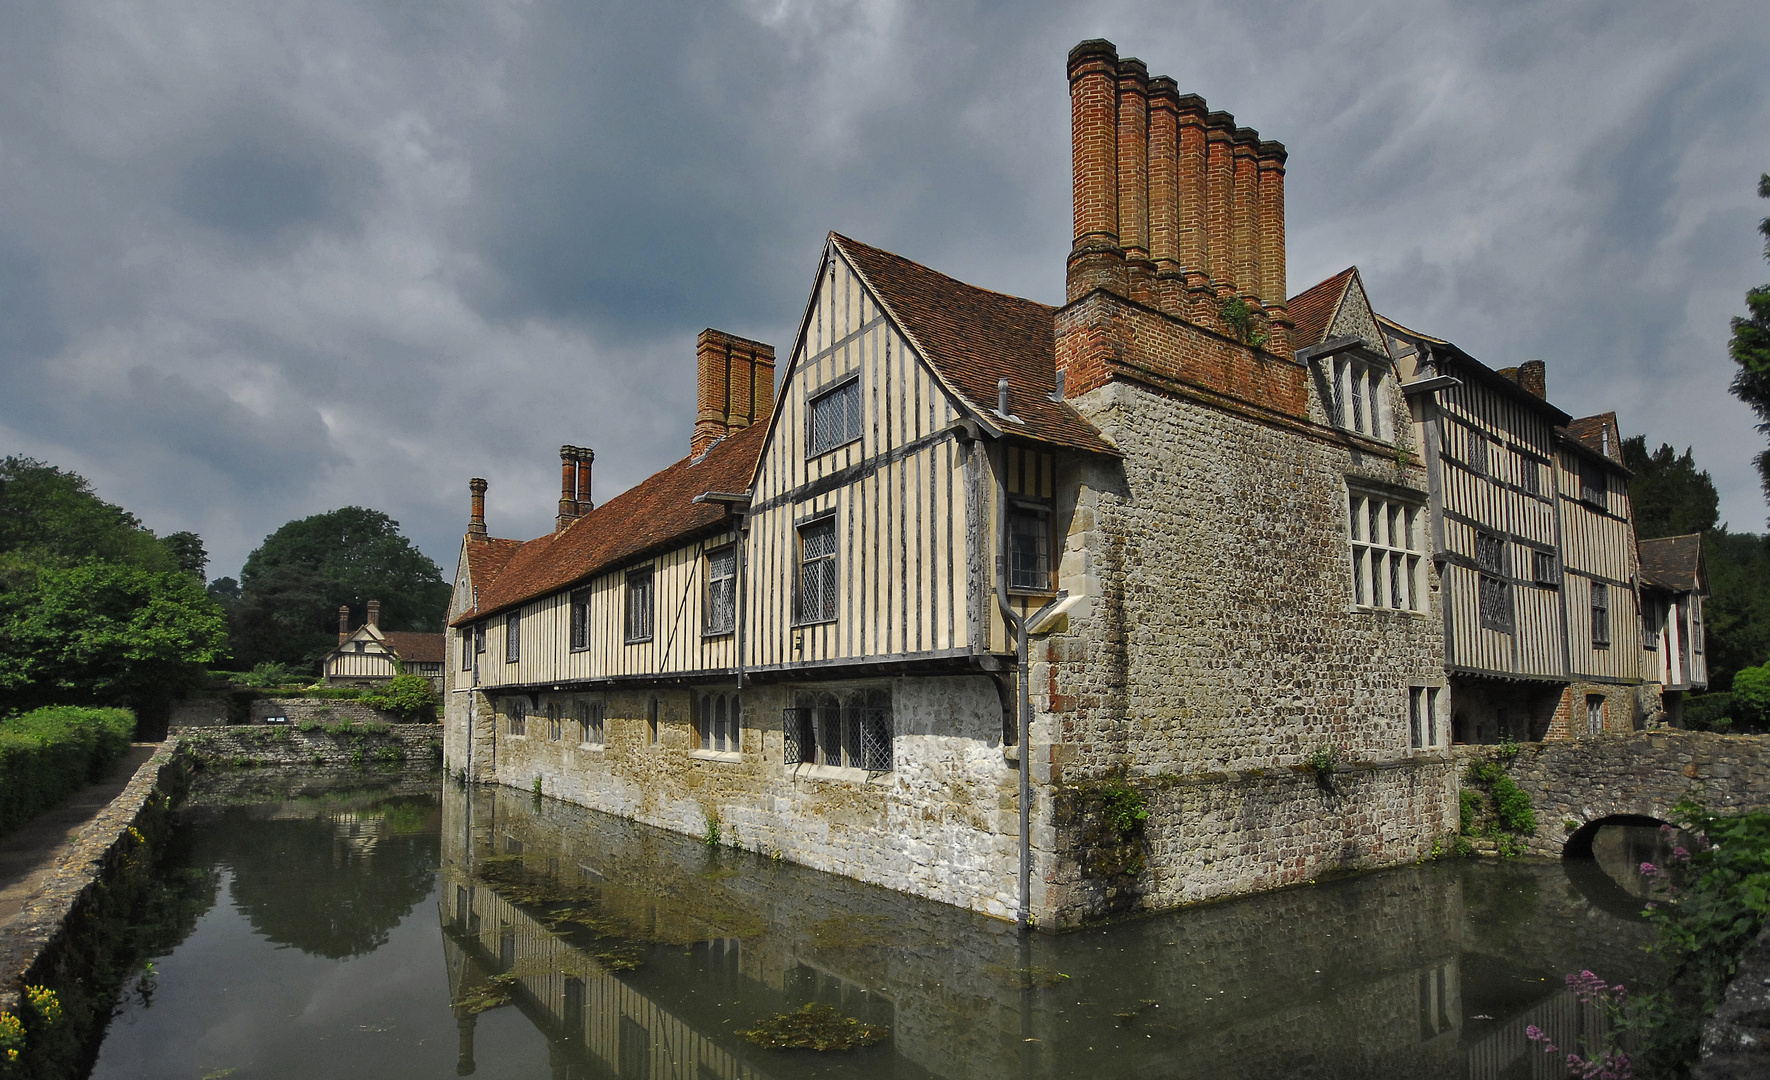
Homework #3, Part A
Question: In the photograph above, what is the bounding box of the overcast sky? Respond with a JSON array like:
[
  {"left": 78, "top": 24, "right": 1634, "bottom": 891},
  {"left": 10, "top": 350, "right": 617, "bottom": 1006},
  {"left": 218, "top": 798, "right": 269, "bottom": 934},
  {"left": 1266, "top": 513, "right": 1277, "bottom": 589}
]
[{"left": 3, "top": 0, "right": 1767, "bottom": 581}]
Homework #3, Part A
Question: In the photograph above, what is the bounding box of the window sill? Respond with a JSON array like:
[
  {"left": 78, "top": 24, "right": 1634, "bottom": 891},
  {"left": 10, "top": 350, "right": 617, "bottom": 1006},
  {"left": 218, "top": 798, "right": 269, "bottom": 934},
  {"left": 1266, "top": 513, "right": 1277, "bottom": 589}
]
[
  {"left": 568, "top": 646, "right": 590, "bottom": 654},
  {"left": 792, "top": 618, "right": 838, "bottom": 628},
  {"left": 689, "top": 749, "right": 742, "bottom": 763},
  {"left": 624, "top": 638, "right": 654, "bottom": 646},
  {"left": 575, "top": 742, "right": 606, "bottom": 753},
  {"left": 1351, "top": 605, "right": 1426, "bottom": 617},
  {"left": 806, "top": 436, "right": 861, "bottom": 461},
  {"left": 702, "top": 629, "right": 735, "bottom": 640},
  {"left": 787, "top": 762, "right": 892, "bottom": 784}
]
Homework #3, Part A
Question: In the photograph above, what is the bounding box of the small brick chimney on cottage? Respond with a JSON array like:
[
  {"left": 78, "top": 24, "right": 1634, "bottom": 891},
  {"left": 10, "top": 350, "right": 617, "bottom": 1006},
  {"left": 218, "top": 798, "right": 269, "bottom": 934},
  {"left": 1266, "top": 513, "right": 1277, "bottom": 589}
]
[
  {"left": 692, "top": 329, "right": 776, "bottom": 457},
  {"left": 1066, "top": 39, "right": 1290, "bottom": 354},
  {"left": 467, "top": 478, "right": 488, "bottom": 539}
]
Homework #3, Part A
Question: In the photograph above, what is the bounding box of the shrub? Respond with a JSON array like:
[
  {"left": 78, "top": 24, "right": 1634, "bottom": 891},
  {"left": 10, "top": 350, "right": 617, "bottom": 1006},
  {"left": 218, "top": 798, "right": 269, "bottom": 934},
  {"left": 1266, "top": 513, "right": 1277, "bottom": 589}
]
[
  {"left": 1732, "top": 666, "right": 1770, "bottom": 727},
  {"left": 1686, "top": 692, "right": 1736, "bottom": 732},
  {"left": 0, "top": 707, "right": 135, "bottom": 838},
  {"left": 239, "top": 662, "right": 302, "bottom": 688},
  {"left": 358, "top": 674, "right": 439, "bottom": 722}
]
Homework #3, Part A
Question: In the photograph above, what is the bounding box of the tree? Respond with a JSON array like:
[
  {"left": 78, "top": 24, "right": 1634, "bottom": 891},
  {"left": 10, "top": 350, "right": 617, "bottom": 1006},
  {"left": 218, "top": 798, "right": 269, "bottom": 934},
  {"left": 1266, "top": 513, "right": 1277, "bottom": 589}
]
[
  {"left": 233, "top": 507, "right": 450, "bottom": 669},
  {"left": 1728, "top": 174, "right": 1770, "bottom": 510},
  {"left": 0, "top": 561, "right": 227, "bottom": 713},
  {"left": 0, "top": 457, "right": 226, "bottom": 716},
  {"left": 1704, "top": 530, "right": 1770, "bottom": 693},
  {"left": 0, "top": 457, "right": 176, "bottom": 571},
  {"left": 1624, "top": 436, "right": 1720, "bottom": 540}
]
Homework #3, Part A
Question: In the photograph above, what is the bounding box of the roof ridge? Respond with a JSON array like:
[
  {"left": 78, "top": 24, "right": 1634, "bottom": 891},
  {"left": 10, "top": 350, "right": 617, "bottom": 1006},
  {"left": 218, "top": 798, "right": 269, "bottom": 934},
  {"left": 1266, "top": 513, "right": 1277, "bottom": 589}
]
[{"left": 830, "top": 233, "right": 1056, "bottom": 312}]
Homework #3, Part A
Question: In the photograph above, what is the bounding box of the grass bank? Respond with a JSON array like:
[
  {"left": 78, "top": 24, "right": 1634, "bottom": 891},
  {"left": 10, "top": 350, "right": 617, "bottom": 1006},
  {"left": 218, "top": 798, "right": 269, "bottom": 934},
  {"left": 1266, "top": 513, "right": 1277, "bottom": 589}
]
[{"left": 0, "top": 708, "right": 135, "bottom": 840}]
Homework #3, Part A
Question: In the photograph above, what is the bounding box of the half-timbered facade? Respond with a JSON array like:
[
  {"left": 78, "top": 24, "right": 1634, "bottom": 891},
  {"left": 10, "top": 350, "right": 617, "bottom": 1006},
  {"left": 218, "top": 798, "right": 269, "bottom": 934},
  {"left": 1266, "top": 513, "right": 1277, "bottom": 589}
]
[
  {"left": 322, "top": 600, "right": 446, "bottom": 691},
  {"left": 1638, "top": 533, "right": 1709, "bottom": 725}
]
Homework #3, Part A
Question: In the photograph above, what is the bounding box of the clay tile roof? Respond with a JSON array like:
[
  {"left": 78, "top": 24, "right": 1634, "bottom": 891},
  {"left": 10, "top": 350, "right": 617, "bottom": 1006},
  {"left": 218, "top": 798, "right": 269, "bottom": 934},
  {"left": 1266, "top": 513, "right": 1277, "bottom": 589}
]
[
  {"left": 1286, "top": 267, "right": 1357, "bottom": 351},
  {"left": 1639, "top": 533, "right": 1705, "bottom": 593},
  {"left": 830, "top": 235, "right": 1119, "bottom": 457},
  {"left": 1562, "top": 413, "right": 1624, "bottom": 465},
  {"left": 453, "top": 423, "right": 767, "bottom": 624},
  {"left": 380, "top": 631, "right": 446, "bottom": 664}
]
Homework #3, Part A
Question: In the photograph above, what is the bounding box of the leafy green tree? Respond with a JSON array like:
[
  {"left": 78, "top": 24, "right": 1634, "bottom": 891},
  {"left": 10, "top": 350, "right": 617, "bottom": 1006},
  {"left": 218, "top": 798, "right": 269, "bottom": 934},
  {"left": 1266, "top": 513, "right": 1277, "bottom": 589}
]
[
  {"left": 233, "top": 507, "right": 450, "bottom": 669},
  {"left": 158, "top": 531, "right": 209, "bottom": 581},
  {"left": 1735, "top": 665, "right": 1770, "bottom": 726},
  {"left": 1704, "top": 530, "right": 1770, "bottom": 692},
  {"left": 0, "top": 457, "right": 176, "bottom": 571},
  {"left": 0, "top": 457, "right": 226, "bottom": 716},
  {"left": 1624, "top": 435, "right": 1720, "bottom": 540},
  {"left": 0, "top": 561, "right": 227, "bottom": 712},
  {"left": 1729, "top": 174, "right": 1770, "bottom": 508}
]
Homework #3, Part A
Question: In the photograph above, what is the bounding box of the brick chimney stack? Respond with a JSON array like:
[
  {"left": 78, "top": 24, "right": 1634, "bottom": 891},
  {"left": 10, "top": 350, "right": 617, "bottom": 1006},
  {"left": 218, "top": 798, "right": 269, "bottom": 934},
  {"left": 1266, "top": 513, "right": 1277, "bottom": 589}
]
[
  {"left": 468, "top": 478, "right": 488, "bottom": 539},
  {"left": 338, "top": 604, "right": 351, "bottom": 643},
  {"left": 692, "top": 329, "right": 776, "bottom": 457},
  {"left": 574, "top": 448, "right": 595, "bottom": 516},
  {"left": 367, "top": 599, "right": 380, "bottom": 629},
  {"left": 1519, "top": 360, "right": 1547, "bottom": 399},
  {"left": 1064, "top": 39, "right": 1288, "bottom": 348}
]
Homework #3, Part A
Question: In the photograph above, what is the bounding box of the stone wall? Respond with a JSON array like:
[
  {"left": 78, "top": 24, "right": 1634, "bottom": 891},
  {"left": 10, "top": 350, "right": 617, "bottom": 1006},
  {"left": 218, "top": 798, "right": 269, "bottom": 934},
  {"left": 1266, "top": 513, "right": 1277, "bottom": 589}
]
[
  {"left": 246, "top": 697, "right": 405, "bottom": 726},
  {"left": 0, "top": 741, "right": 190, "bottom": 1020},
  {"left": 1457, "top": 731, "right": 1770, "bottom": 858},
  {"left": 177, "top": 723, "right": 443, "bottom": 772},
  {"left": 455, "top": 676, "right": 1027, "bottom": 921},
  {"left": 1032, "top": 375, "right": 1457, "bottom": 920}
]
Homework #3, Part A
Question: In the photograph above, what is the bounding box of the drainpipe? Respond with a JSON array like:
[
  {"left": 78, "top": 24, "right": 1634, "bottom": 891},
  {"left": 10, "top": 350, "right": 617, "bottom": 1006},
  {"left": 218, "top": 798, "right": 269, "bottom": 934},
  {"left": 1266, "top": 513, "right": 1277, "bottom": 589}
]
[{"left": 992, "top": 436, "right": 1067, "bottom": 935}]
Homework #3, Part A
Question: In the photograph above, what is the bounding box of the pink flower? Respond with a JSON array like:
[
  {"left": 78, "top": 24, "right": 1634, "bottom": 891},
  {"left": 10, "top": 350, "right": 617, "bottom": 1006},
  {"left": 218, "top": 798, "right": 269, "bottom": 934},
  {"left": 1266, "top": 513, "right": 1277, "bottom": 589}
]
[
  {"left": 1672, "top": 846, "right": 1690, "bottom": 861},
  {"left": 1639, "top": 862, "right": 1658, "bottom": 878}
]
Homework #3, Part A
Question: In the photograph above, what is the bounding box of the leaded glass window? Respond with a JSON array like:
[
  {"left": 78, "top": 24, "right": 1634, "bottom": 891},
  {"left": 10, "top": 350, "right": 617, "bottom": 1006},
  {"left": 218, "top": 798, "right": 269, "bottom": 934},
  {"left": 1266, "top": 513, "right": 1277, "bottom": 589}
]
[
  {"left": 796, "top": 518, "right": 837, "bottom": 624},
  {"left": 808, "top": 378, "right": 861, "bottom": 456}
]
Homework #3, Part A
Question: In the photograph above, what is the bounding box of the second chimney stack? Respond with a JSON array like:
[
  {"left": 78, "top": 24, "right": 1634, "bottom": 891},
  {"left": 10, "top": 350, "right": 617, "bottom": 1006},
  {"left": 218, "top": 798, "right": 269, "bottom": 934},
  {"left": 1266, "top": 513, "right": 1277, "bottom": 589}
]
[{"left": 693, "top": 329, "right": 776, "bottom": 457}]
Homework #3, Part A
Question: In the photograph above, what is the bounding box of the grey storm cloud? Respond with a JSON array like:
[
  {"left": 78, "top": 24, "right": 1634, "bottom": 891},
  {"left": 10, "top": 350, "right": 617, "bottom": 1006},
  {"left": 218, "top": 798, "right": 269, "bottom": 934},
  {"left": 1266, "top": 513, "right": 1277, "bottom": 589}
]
[{"left": 0, "top": 0, "right": 1767, "bottom": 582}]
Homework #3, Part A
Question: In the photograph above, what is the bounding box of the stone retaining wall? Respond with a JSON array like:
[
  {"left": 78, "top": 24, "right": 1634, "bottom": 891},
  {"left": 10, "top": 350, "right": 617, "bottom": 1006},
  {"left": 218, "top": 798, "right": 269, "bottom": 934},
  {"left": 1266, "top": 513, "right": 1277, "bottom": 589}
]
[
  {"left": 0, "top": 740, "right": 190, "bottom": 1019},
  {"left": 177, "top": 723, "right": 443, "bottom": 772}
]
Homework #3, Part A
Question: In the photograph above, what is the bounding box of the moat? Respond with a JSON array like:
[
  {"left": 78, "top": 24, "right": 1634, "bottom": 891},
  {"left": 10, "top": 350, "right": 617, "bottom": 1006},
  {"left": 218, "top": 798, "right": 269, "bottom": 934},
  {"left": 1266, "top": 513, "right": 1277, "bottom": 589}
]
[{"left": 88, "top": 780, "right": 1666, "bottom": 1079}]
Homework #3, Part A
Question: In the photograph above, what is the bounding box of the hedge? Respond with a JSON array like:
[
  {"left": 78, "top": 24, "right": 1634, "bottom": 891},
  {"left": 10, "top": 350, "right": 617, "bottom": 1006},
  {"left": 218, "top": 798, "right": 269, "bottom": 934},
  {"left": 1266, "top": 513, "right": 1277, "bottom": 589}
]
[{"left": 0, "top": 707, "right": 136, "bottom": 838}]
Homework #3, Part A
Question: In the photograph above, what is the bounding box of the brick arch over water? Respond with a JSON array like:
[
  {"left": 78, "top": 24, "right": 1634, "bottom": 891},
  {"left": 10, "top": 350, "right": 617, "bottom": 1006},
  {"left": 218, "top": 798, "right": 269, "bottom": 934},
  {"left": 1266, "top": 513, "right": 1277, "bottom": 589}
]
[{"left": 1462, "top": 731, "right": 1770, "bottom": 859}]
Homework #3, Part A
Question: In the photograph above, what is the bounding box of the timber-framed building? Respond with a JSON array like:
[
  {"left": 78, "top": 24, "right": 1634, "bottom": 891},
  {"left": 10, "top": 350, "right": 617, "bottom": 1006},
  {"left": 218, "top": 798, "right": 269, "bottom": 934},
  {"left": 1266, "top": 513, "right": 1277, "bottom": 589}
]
[{"left": 442, "top": 38, "right": 1693, "bottom": 925}]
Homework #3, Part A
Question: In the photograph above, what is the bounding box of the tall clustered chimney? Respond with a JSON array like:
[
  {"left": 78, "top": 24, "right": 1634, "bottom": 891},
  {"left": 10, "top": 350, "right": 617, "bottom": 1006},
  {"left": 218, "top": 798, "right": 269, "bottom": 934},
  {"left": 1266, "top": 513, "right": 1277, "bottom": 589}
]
[
  {"left": 338, "top": 604, "right": 351, "bottom": 643},
  {"left": 557, "top": 446, "right": 578, "bottom": 532},
  {"left": 575, "top": 448, "right": 594, "bottom": 516},
  {"left": 1519, "top": 360, "right": 1547, "bottom": 399},
  {"left": 468, "top": 478, "right": 488, "bottom": 539},
  {"left": 367, "top": 599, "right": 380, "bottom": 629},
  {"left": 1064, "top": 39, "right": 1290, "bottom": 349},
  {"left": 692, "top": 329, "right": 777, "bottom": 457}
]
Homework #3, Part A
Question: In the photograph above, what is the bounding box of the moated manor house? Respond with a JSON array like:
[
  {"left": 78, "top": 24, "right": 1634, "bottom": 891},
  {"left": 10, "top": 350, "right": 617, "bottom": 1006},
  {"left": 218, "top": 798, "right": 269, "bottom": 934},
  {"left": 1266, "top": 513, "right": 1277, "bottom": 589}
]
[{"left": 442, "top": 40, "right": 1706, "bottom": 927}]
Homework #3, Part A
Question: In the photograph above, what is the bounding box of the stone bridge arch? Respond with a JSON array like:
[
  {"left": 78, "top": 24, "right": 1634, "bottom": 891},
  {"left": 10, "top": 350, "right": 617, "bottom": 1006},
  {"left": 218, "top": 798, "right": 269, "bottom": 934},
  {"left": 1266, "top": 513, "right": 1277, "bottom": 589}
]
[{"left": 1456, "top": 731, "right": 1770, "bottom": 860}]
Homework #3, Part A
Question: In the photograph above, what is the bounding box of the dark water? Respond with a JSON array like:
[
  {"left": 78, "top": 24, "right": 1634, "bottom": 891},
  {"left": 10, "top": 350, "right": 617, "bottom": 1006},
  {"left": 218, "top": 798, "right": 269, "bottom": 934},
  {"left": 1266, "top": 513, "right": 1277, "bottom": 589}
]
[{"left": 90, "top": 782, "right": 1664, "bottom": 1080}]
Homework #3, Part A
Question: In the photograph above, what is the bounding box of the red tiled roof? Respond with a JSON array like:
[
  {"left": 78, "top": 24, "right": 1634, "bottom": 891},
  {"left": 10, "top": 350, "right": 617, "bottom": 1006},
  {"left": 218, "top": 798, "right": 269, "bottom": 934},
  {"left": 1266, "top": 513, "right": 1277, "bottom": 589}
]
[
  {"left": 453, "top": 423, "right": 767, "bottom": 624},
  {"left": 1286, "top": 267, "right": 1357, "bottom": 350},
  {"left": 1639, "top": 533, "right": 1705, "bottom": 593},
  {"left": 380, "top": 631, "right": 446, "bottom": 664},
  {"left": 1562, "top": 413, "right": 1624, "bottom": 465},
  {"left": 831, "top": 235, "right": 1119, "bottom": 457},
  {"left": 464, "top": 537, "right": 521, "bottom": 592}
]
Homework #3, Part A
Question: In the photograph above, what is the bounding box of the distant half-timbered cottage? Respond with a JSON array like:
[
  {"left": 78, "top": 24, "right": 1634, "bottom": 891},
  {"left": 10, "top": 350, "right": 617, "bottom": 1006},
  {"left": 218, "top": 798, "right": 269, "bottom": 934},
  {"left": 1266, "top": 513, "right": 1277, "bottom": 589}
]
[
  {"left": 1638, "top": 532, "right": 1709, "bottom": 722},
  {"left": 323, "top": 599, "right": 446, "bottom": 690}
]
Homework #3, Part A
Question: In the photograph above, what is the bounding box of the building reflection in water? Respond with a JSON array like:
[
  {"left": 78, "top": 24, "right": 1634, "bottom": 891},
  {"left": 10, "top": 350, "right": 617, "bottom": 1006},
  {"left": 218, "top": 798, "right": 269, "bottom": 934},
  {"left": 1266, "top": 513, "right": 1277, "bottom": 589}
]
[{"left": 437, "top": 785, "right": 1655, "bottom": 1080}]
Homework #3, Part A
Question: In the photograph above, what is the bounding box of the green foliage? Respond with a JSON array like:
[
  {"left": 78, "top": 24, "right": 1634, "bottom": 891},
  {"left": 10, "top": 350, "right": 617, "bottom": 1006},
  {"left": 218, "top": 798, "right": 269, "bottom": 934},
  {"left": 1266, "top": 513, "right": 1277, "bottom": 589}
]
[
  {"left": 0, "top": 458, "right": 226, "bottom": 713},
  {"left": 239, "top": 662, "right": 303, "bottom": 689},
  {"left": 1304, "top": 745, "right": 1341, "bottom": 776},
  {"left": 1624, "top": 436, "right": 1720, "bottom": 540},
  {"left": 231, "top": 507, "right": 450, "bottom": 669},
  {"left": 1620, "top": 804, "right": 1770, "bottom": 1074},
  {"left": 1702, "top": 529, "right": 1770, "bottom": 693},
  {"left": 357, "top": 674, "right": 439, "bottom": 722},
  {"left": 1216, "top": 298, "right": 1268, "bottom": 348},
  {"left": 1458, "top": 757, "right": 1536, "bottom": 856},
  {"left": 1728, "top": 174, "right": 1770, "bottom": 507},
  {"left": 1732, "top": 665, "right": 1770, "bottom": 727},
  {"left": 1099, "top": 783, "right": 1149, "bottom": 838},
  {"left": 0, "top": 562, "right": 227, "bottom": 713},
  {"left": 704, "top": 814, "right": 722, "bottom": 848},
  {"left": 1686, "top": 692, "right": 1736, "bottom": 732},
  {"left": 0, "top": 707, "right": 135, "bottom": 837},
  {"left": 735, "top": 1003, "right": 890, "bottom": 1051}
]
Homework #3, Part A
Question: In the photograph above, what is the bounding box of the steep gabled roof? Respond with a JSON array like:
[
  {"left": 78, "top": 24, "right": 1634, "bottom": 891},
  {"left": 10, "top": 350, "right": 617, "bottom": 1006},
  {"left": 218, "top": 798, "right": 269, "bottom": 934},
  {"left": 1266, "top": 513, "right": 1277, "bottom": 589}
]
[
  {"left": 380, "top": 631, "right": 446, "bottom": 664},
  {"left": 830, "top": 234, "right": 1119, "bottom": 457},
  {"left": 1639, "top": 533, "right": 1706, "bottom": 594},
  {"left": 1562, "top": 413, "right": 1625, "bottom": 465},
  {"left": 453, "top": 423, "right": 766, "bottom": 625},
  {"left": 1377, "top": 312, "right": 1573, "bottom": 424},
  {"left": 1286, "top": 267, "right": 1358, "bottom": 351}
]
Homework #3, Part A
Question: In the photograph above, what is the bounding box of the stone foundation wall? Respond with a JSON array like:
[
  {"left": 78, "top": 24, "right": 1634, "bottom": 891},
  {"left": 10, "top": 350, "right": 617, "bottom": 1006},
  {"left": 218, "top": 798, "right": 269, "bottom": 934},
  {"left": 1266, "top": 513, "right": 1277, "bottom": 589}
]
[
  {"left": 456, "top": 675, "right": 1027, "bottom": 920},
  {"left": 177, "top": 723, "right": 443, "bottom": 772},
  {"left": 246, "top": 697, "right": 405, "bottom": 726}
]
